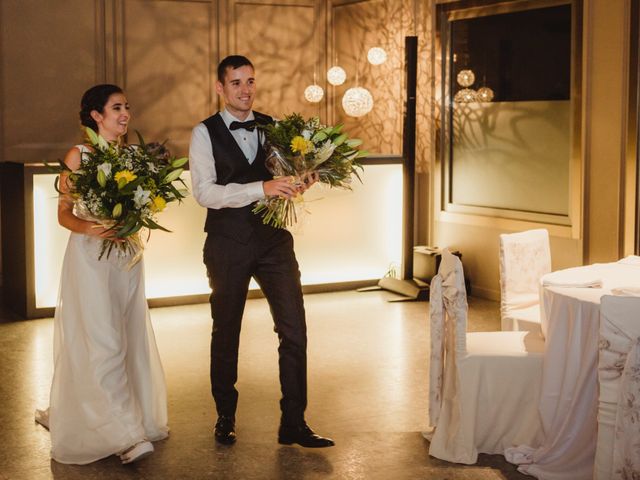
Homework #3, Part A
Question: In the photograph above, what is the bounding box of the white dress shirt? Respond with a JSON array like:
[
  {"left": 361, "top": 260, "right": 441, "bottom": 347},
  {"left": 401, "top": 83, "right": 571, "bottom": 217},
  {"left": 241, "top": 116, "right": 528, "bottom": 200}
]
[{"left": 189, "top": 109, "right": 266, "bottom": 209}]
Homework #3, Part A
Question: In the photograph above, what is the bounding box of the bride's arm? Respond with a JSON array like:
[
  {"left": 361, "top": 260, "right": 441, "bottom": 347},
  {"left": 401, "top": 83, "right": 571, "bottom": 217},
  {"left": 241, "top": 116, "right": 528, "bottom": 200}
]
[{"left": 57, "top": 146, "right": 117, "bottom": 239}]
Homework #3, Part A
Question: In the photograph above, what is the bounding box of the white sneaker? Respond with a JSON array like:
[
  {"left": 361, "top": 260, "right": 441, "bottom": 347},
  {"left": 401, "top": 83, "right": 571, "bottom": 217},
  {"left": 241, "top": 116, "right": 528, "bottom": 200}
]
[
  {"left": 119, "top": 440, "right": 154, "bottom": 464},
  {"left": 35, "top": 409, "right": 50, "bottom": 430}
]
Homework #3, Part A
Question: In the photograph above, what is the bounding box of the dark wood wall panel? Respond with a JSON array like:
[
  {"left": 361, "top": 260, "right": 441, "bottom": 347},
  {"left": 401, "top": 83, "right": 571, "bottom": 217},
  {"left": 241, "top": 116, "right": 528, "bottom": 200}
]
[{"left": 1, "top": 0, "right": 102, "bottom": 163}]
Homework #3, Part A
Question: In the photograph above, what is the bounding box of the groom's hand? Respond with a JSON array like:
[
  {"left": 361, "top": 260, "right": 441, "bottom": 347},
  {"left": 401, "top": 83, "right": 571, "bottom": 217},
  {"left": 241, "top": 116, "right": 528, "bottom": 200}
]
[
  {"left": 263, "top": 177, "right": 299, "bottom": 199},
  {"left": 299, "top": 172, "right": 319, "bottom": 193}
]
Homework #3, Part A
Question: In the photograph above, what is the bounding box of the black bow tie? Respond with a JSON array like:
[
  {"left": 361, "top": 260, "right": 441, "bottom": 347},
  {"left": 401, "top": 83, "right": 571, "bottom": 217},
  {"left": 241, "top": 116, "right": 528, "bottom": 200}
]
[{"left": 229, "top": 120, "right": 256, "bottom": 132}]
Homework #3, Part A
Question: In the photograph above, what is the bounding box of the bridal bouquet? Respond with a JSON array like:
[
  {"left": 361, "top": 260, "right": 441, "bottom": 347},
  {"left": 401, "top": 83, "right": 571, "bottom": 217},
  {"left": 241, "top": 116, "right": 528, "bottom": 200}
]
[
  {"left": 53, "top": 127, "right": 188, "bottom": 261},
  {"left": 254, "top": 113, "right": 366, "bottom": 228}
]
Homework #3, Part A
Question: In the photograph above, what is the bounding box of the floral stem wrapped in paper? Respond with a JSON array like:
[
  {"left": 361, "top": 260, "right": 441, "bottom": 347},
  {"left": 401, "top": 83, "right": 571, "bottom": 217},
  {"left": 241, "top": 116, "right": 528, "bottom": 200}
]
[
  {"left": 52, "top": 127, "right": 189, "bottom": 263},
  {"left": 254, "top": 113, "right": 367, "bottom": 228}
]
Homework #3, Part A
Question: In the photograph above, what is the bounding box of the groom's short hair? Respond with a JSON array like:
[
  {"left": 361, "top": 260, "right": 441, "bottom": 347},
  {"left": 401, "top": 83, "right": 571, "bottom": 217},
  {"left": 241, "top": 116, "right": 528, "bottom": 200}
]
[{"left": 218, "top": 55, "right": 254, "bottom": 83}]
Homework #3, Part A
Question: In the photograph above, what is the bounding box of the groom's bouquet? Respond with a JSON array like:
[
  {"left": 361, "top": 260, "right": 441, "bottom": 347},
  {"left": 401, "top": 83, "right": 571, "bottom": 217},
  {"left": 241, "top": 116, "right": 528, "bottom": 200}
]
[
  {"left": 53, "top": 127, "right": 189, "bottom": 262},
  {"left": 254, "top": 113, "right": 367, "bottom": 228}
]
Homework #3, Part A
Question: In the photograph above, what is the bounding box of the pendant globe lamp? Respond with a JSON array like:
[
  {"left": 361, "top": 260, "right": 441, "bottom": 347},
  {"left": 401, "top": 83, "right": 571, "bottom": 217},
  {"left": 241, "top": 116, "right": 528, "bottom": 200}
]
[
  {"left": 327, "top": 65, "right": 347, "bottom": 86},
  {"left": 304, "top": 84, "right": 324, "bottom": 103},
  {"left": 454, "top": 69, "right": 477, "bottom": 103},
  {"left": 476, "top": 50, "right": 495, "bottom": 103},
  {"left": 456, "top": 69, "right": 475, "bottom": 87},
  {"left": 341, "top": 56, "right": 373, "bottom": 118},
  {"left": 476, "top": 86, "right": 494, "bottom": 102},
  {"left": 454, "top": 88, "right": 477, "bottom": 103},
  {"left": 367, "top": 47, "right": 387, "bottom": 65},
  {"left": 303, "top": 6, "right": 324, "bottom": 104},
  {"left": 342, "top": 86, "right": 373, "bottom": 117}
]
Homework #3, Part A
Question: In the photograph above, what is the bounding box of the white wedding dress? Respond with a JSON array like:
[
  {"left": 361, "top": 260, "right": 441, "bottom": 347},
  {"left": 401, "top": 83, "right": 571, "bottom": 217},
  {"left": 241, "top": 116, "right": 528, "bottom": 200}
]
[{"left": 41, "top": 146, "right": 169, "bottom": 464}]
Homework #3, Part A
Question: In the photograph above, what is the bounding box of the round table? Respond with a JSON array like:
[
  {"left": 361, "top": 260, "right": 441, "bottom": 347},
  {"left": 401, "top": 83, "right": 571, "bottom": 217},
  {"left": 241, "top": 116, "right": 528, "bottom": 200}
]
[{"left": 507, "top": 261, "right": 640, "bottom": 480}]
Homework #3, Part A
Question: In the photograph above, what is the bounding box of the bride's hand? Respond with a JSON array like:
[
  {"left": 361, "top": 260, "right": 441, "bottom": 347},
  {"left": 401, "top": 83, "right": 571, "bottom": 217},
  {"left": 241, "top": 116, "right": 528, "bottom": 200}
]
[{"left": 85, "top": 222, "right": 123, "bottom": 242}]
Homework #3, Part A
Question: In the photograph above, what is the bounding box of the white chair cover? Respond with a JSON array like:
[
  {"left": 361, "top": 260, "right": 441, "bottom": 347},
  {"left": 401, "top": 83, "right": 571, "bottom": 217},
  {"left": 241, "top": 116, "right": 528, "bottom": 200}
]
[
  {"left": 499, "top": 229, "right": 551, "bottom": 334},
  {"left": 595, "top": 295, "right": 640, "bottom": 480},
  {"left": 428, "top": 274, "right": 444, "bottom": 429},
  {"left": 427, "top": 249, "right": 545, "bottom": 465}
]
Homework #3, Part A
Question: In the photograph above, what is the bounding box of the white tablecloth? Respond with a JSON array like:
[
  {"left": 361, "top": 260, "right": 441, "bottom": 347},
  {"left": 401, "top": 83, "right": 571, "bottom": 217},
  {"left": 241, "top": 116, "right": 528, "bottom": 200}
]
[{"left": 506, "top": 261, "right": 640, "bottom": 479}]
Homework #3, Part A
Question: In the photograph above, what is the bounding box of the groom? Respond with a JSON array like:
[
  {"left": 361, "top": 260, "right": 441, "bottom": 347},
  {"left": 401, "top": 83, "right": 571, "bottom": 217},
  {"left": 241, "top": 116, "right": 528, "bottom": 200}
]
[{"left": 189, "top": 55, "right": 334, "bottom": 448}]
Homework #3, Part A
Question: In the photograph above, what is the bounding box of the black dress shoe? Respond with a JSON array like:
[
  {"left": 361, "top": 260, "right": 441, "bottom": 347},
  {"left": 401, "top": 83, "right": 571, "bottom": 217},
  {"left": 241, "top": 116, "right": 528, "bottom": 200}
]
[
  {"left": 278, "top": 423, "right": 335, "bottom": 448},
  {"left": 214, "top": 416, "right": 236, "bottom": 445}
]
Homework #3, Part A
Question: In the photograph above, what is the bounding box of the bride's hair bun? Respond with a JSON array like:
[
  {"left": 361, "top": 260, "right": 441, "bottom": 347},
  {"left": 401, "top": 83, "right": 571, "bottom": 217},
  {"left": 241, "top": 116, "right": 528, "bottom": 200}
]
[{"left": 79, "top": 84, "right": 123, "bottom": 131}]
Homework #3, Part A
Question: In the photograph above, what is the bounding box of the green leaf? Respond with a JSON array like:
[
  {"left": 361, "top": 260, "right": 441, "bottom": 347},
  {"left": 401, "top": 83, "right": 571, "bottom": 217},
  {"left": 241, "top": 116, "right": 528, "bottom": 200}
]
[
  {"left": 53, "top": 175, "right": 61, "bottom": 194},
  {"left": 169, "top": 176, "right": 188, "bottom": 190},
  {"left": 145, "top": 217, "right": 172, "bottom": 232},
  {"left": 112, "top": 203, "right": 123, "bottom": 218},
  {"left": 345, "top": 138, "right": 363, "bottom": 148},
  {"left": 127, "top": 222, "right": 144, "bottom": 236},
  {"left": 333, "top": 133, "right": 348, "bottom": 146},
  {"left": 119, "top": 177, "right": 144, "bottom": 194},
  {"left": 97, "top": 134, "right": 109, "bottom": 150},
  {"left": 85, "top": 127, "right": 99, "bottom": 145},
  {"left": 97, "top": 170, "right": 107, "bottom": 188},
  {"left": 44, "top": 159, "right": 66, "bottom": 174},
  {"left": 116, "top": 217, "right": 140, "bottom": 238},
  {"left": 312, "top": 131, "right": 328, "bottom": 143},
  {"left": 355, "top": 150, "right": 369, "bottom": 158},
  {"left": 157, "top": 166, "right": 170, "bottom": 179},
  {"left": 168, "top": 184, "right": 187, "bottom": 199},
  {"left": 171, "top": 157, "right": 188, "bottom": 168},
  {"left": 135, "top": 130, "right": 146, "bottom": 147},
  {"left": 162, "top": 168, "right": 183, "bottom": 184}
]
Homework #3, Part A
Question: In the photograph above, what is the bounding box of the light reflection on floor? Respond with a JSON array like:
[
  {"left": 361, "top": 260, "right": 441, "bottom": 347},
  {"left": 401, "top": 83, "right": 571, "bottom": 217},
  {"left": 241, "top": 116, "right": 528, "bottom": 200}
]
[{"left": 0, "top": 290, "right": 528, "bottom": 480}]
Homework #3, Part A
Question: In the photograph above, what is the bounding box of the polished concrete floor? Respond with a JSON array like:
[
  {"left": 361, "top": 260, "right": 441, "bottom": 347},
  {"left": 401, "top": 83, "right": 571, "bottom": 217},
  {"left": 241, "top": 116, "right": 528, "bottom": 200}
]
[{"left": 0, "top": 290, "right": 530, "bottom": 480}]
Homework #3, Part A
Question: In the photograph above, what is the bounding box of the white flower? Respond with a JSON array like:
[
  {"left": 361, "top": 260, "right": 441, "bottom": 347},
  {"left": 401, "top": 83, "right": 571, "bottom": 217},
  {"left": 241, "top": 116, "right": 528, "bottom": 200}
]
[
  {"left": 133, "top": 185, "right": 151, "bottom": 208},
  {"left": 147, "top": 162, "right": 159, "bottom": 173},
  {"left": 97, "top": 162, "right": 112, "bottom": 178},
  {"left": 312, "top": 140, "right": 337, "bottom": 167},
  {"left": 302, "top": 129, "right": 313, "bottom": 140}
]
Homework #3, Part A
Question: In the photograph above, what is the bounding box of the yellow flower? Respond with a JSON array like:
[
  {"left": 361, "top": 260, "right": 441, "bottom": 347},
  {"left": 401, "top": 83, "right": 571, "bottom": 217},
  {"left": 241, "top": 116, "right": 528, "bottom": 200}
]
[
  {"left": 150, "top": 196, "right": 167, "bottom": 212},
  {"left": 114, "top": 170, "right": 137, "bottom": 185},
  {"left": 290, "top": 136, "right": 312, "bottom": 155}
]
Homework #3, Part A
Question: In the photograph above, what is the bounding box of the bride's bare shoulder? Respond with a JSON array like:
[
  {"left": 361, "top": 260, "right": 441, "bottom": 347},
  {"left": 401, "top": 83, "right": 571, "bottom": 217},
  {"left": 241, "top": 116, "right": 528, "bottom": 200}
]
[{"left": 63, "top": 145, "right": 92, "bottom": 171}]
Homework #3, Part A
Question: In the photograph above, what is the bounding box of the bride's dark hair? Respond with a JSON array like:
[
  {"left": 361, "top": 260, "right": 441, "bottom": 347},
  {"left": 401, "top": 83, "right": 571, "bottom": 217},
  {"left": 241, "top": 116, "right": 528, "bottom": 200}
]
[{"left": 79, "top": 84, "right": 123, "bottom": 131}]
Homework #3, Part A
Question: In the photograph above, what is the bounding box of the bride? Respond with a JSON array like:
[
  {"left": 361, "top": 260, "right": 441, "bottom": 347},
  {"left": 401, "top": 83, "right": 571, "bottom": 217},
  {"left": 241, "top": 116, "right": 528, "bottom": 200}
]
[{"left": 35, "top": 84, "right": 169, "bottom": 465}]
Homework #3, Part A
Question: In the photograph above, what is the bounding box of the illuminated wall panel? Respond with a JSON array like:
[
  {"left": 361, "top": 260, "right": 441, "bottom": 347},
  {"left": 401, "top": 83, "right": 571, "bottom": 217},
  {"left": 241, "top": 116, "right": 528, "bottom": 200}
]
[
  {"left": 294, "top": 164, "right": 403, "bottom": 284},
  {"left": 33, "top": 175, "right": 68, "bottom": 308},
  {"left": 32, "top": 163, "right": 402, "bottom": 309}
]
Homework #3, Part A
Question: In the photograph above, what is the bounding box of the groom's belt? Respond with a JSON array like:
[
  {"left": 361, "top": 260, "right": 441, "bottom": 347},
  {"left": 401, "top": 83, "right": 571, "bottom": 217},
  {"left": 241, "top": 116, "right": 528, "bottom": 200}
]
[{"left": 204, "top": 204, "right": 274, "bottom": 244}]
